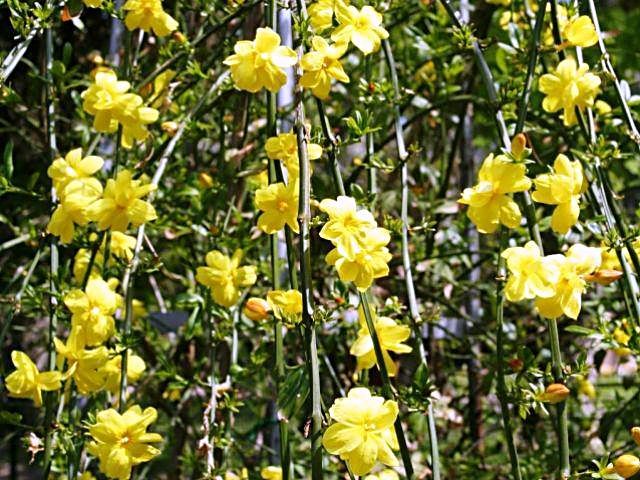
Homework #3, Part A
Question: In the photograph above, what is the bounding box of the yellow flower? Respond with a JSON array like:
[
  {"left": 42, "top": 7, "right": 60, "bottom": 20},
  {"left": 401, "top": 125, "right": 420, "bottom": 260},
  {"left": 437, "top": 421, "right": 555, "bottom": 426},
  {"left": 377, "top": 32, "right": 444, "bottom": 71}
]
[
  {"left": 535, "top": 244, "right": 601, "bottom": 319},
  {"left": 64, "top": 277, "right": 121, "bottom": 346},
  {"left": 260, "top": 466, "right": 282, "bottom": 480},
  {"left": 87, "top": 405, "right": 162, "bottom": 480},
  {"left": 255, "top": 181, "right": 300, "bottom": 234},
  {"left": 88, "top": 169, "right": 157, "bottom": 232},
  {"left": 319, "top": 196, "right": 377, "bottom": 260},
  {"left": 54, "top": 327, "right": 109, "bottom": 394},
  {"left": 148, "top": 69, "right": 176, "bottom": 110},
  {"left": 47, "top": 148, "right": 103, "bottom": 194},
  {"left": 5, "top": 351, "right": 62, "bottom": 407},
  {"left": 196, "top": 249, "right": 257, "bottom": 307},
  {"left": 351, "top": 306, "right": 412, "bottom": 377},
  {"left": 485, "top": 0, "right": 510, "bottom": 5},
  {"left": 539, "top": 58, "right": 601, "bottom": 126},
  {"left": 364, "top": 469, "right": 399, "bottom": 480},
  {"left": 502, "top": 241, "right": 560, "bottom": 302},
  {"left": 110, "top": 231, "right": 137, "bottom": 260},
  {"left": 300, "top": 36, "right": 350, "bottom": 99},
  {"left": 308, "top": 0, "right": 349, "bottom": 31},
  {"left": 73, "top": 247, "right": 104, "bottom": 284},
  {"left": 267, "top": 290, "right": 303, "bottom": 324},
  {"left": 322, "top": 387, "right": 399, "bottom": 475},
  {"left": 458, "top": 154, "right": 532, "bottom": 234},
  {"left": 223, "top": 27, "right": 298, "bottom": 93},
  {"left": 331, "top": 4, "right": 389, "bottom": 55},
  {"left": 243, "top": 297, "right": 271, "bottom": 321},
  {"left": 326, "top": 227, "right": 392, "bottom": 291},
  {"left": 102, "top": 351, "right": 146, "bottom": 394},
  {"left": 47, "top": 179, "right": 103, "bottom": 244},
  {"left": 83, "top": 0, "right": 103, "bottom": 7},
  {"left": 614, "top": 455, "right": 640, "bottom": 479},
  {"left": 532, "top": 154, "right": 587, "bottom": 234},
  {"left": 122, "top": 0, "right": 178, "bottom": 37},
  {"left": 81, "top": 69, "right": 159, "bottom": 149},
  {"left": 562, "top": 16, "right": 598, "bottom": 48},
  {"left": 132, "top": 299, "right": 147, "bottom": 321},
  {"left": 264, "top": 132, "right": 323, "bottom": 180}
]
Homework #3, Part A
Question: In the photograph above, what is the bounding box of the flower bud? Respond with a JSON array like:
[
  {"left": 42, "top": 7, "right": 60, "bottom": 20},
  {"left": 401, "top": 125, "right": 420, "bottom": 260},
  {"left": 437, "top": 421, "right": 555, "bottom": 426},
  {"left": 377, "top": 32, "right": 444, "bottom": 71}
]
[
  {"left": 243, "top": 298, "right": 270, "bottom": 321},
  {"left": 161, "top": 121, "right": 179, "bottom": 137},
  {"left": 541, "top": 383, "right": 570, "bottom": 403},
  {"left": 631, "top": 426, "right": 640, "bottom": 446},
  {"left": 198, "top": 172, "right": 214, "bottom": 189},
  {"left": 585, "top": 269, "right": 623, "bottom": 286},
  {"left": 173, "top": 31, "right": 187, "bottom": 43},
  {"left": 614, "top": 454, "right": 640, "bottom": 478},
  {"left": 510, "top": 133, "right": 530, "bottom": 160}
]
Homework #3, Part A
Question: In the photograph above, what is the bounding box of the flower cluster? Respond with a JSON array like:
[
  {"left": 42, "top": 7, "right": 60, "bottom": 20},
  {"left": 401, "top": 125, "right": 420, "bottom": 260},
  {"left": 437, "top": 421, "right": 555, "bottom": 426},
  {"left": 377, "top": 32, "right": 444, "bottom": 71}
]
[
  {"left": 503, "top": 241, "right": 602, "bottom": 319},
  {"left": 47, "top": 149, "right": 157, "bottom": 244},
  {"left": 81, "top": 69, "right": 160, "bottom": 148},
  {"left": 320, "top": 196, "right": 392, "bottom": 291},
  {"left": 224, "top": 1, "right": 387, "bottom": 97},
  {"left": 459, "top": 147, "right": 588, "bottom": 235}
]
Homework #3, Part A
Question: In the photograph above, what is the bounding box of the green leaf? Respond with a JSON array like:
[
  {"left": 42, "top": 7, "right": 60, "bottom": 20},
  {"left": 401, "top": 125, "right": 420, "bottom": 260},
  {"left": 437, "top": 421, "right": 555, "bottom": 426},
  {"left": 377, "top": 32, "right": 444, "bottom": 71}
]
[
  {"left": 3, "top": 141, "right": 13, "bottom": 181},
  {"left": 564, "top": 325, "right": 597, "bottom": 336},
  {"left": 0, "top": 410, "right": 23, "bottom": 426}
]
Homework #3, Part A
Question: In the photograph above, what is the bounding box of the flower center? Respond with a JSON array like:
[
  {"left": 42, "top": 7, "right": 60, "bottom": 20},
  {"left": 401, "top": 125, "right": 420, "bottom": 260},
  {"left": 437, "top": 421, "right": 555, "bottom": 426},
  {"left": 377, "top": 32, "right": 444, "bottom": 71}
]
[{"left": 277, "top": 200, "right": 289, "bottom": 212}]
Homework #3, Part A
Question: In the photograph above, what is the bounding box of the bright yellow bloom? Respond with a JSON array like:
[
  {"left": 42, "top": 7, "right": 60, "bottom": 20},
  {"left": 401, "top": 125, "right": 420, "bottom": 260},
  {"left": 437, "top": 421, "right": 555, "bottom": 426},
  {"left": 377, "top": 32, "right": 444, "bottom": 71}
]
[
  {"left": 539, "top": 58, "right": 601, "bottom": 126},
  {"left": 308, "top": 0, "right": 349, "bottom": 31},
  {"left": 110, "top": 231, "right": 137, "bottom": 260},
  {"left": 264, "top": 132, "right": 323, "bottom": 180},
  {"left": 88, "top": 169, "right": 157, "bottom": 231},
  {"left": 54, "top": 327, "right": 109, "bottom": 394},
  {"left": 458, "top": 154, "right": 531, "bottom": 234},
  {"left": 73, "top": 246, "right": 103, "bottom": 284},
  {"left": 535, "top": 244, "right": 601, "bottom": 319},
  {"left": 326, "top": 227, "right": 392, "bottom": 291},
  {"left": 532, "top": 154, "right": 587, "bottom": 234},
  {"left": 267, "top": 290, "right": 303, "bottom": 324},
  {"left": 319, "top": 196, "right": 377, "bottom": 260},
  {"left": 122, "top": 0, "right": 178, "bottom": 37},
  {"left": 351, "top": 306, "right": 411, "bottom": 377},
  {"left": 64, "top": 277, "right": 121, "bottom": 345},
  {"left": 102, "top": 351, "right": 146, "bottom": 394},
  {"left": 502, "top": 241, "right": 560, "bottom": 302},
  {"left": 300, "top": 36, "right": 349, "bottom": 99},
  {"left": 81, "top": 69, "right": 159, "bottom": 148},
  {"left": 196, "top": 249, "right": 257, "bottom": 307},
  {"left": 83, "top": 0, "right": 103, "bottom": 7},
  {"left": 5, "top": 351, "right": 61, "bottom": 407},
  {"left": 47, "top": 148, "right": 103, "bottom": 194},
  {"left": 260, "top": 466, "right": 282, "bottom": 480},
  {"left": 223, "top": 27, "right": 297, "bottom": 93},
  {"left": 562, "top": 16, "right": 598, "bottom": 48},
  {"left": 331, "top": 4, "right": 389, "bottom": 55},
  {"left": 255, "top": 181, "right": 300, "bottom": 234},
  {"left": 47, "top": 179, "right": 103, "bottom": 244},
  {"left": 148, "top": 69, "right": 176, "bottom": 110},
  {"left": 323, "top": 387, "right": 399, "bottom": 475},
  {"left": 88, "top": 405, "right": 162, "bottom": 480},
  {"left": 364, "top": 469, "right": 399, "bottom": 480}
]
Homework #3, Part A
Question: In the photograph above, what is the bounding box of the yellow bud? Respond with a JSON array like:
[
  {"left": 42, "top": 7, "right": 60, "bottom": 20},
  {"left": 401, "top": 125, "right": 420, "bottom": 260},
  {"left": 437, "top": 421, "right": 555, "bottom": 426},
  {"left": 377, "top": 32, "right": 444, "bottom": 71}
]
[
  {"left": 173, "top": 31, "right": 187, "bottom": 43},
  {"left": 585, "top": 269, "right": 623, "bottom": 285},
  {"left": 631, "top": 427, "right": 640, "bottom": 446},
  {"left": 614, "top": 454, "right": 640, "bottom": 478},
  {"left": 511, "top": 133, "right": 530, "bottom": 160},
  {"left": 198, "top": 172, "right": 214, "bottom": 189},
  {"left": 87, "top": 50, "right": 104, "bottom": 65},
  {"left": 243, "top": 297, "right": 271, "bottom": 321},
  {"left": 541, "top": 383, "right": 570, "bottom": 403},
  {"left": 161, "top": 121, "right": 179, "bottom": 137},
  {"left": 578, "top": 377, "right": 596, "bottom": 399}
]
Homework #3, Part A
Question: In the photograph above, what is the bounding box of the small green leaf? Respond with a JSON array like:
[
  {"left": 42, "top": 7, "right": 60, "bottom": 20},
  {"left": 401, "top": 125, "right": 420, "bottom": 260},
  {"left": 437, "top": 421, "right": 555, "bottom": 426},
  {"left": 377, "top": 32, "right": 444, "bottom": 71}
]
[{"left": 3, "top": 141, "right": 13, "bottom": 181}]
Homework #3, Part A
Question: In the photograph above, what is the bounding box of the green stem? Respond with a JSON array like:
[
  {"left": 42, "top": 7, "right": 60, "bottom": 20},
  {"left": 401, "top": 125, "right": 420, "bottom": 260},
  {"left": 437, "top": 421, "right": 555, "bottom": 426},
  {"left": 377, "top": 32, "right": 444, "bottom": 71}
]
[
  {"left": 383, "top": 38, "right": 437, "bottom": 480},
  {"left": 515, "top": 0, "right": 548, "bottom": 133},
  {"left": 495, "top": 230, "right": 523, "bottom": 480},
  {"left": 359, "top": 293, "right": 414, "bottom": 479},
  {"left": 315, "top": 98, "right": 345, "bottom": 196},
  {"left": 547, "top": 318, "right": 570, "bottom": 478},
  {"left": 294, "top": 24, "right": 323, "bottom": 480},
  {"left": 43, "top": 26, "right": 58, "bottom": 477}
]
